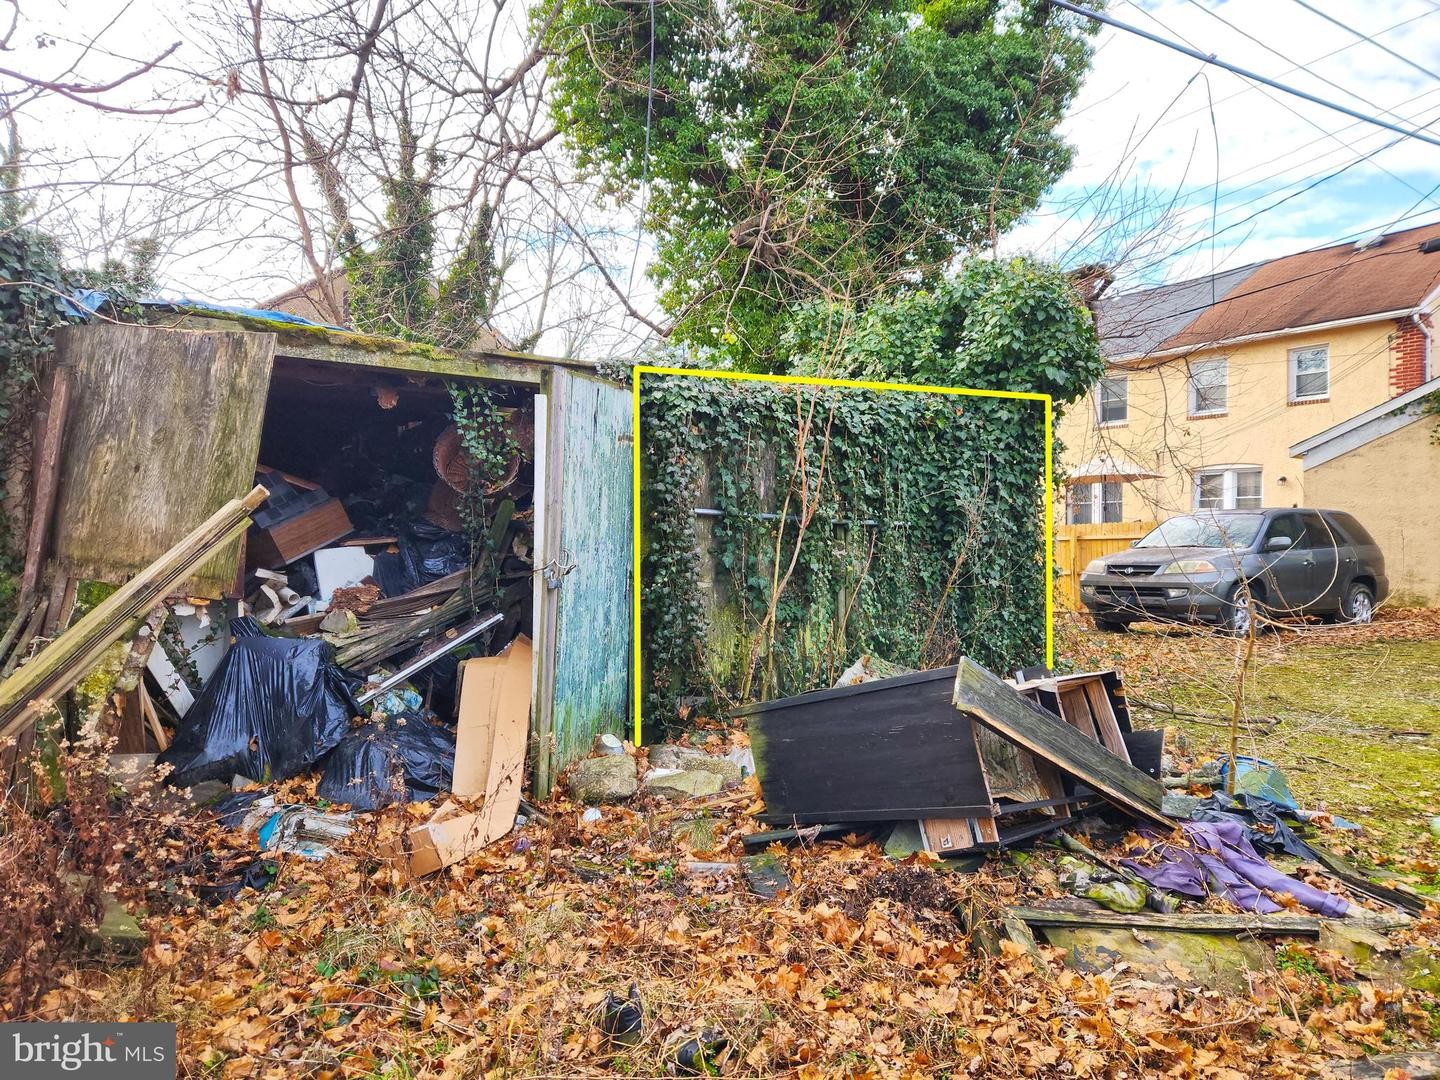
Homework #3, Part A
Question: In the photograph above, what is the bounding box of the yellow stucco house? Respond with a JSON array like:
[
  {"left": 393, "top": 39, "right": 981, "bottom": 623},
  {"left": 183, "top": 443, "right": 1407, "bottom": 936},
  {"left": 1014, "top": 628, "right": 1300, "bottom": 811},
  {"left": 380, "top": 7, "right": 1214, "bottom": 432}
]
[{"left": 1058, "top": 221, "right": 1440, "bottom": 602}]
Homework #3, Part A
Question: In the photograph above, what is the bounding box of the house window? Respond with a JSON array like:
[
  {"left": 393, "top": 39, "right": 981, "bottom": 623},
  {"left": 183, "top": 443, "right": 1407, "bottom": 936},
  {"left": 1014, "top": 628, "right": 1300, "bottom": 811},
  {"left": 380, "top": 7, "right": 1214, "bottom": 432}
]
[
  {"left": 1188, "top": 358, "right": 1227, "bottom": 416},
  {"left": 1097, "top": 375, "right": 1128, "bottom": 425},
  {"left": 1289, "top": 344, "right": 1329, "bottom": 401},
  {"left": 1194, "top": 467, "right": 1262, "bottom": 510},
  {"left": 1068, "top": 481, "right": 1123, "bottom": 524}
]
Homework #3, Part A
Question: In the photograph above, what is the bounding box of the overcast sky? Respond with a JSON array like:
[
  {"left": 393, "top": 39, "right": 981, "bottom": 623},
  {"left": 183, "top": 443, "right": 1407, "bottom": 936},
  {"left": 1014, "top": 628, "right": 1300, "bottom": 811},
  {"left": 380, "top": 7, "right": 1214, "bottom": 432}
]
[{"left": 9, "top": 0, "right": 1440, "bottom": 324}]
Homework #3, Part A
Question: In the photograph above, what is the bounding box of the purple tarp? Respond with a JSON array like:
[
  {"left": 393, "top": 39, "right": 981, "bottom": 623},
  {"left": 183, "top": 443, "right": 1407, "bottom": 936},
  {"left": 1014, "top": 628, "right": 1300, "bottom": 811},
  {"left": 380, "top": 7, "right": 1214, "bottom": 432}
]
[{"left": 1121, "top": 818, "right": 1350, "bottom": 918}]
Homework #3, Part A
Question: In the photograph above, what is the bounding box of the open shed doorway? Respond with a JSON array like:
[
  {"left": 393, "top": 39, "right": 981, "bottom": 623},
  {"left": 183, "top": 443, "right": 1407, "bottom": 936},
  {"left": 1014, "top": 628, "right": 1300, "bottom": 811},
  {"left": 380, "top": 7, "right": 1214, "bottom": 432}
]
[{"left": 227, "top": 355, "right": 538, "bottom": 721}]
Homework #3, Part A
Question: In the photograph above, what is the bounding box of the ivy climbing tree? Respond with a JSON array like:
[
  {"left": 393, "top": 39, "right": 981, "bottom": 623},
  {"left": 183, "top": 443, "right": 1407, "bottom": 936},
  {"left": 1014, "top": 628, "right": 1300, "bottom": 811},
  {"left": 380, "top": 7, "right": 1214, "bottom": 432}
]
[
  {"left": 547, "top": 0, "right": 1096, "bottom": 368},
  {"left": 332, "top": 117, "right": 502, "bottom": 350}
]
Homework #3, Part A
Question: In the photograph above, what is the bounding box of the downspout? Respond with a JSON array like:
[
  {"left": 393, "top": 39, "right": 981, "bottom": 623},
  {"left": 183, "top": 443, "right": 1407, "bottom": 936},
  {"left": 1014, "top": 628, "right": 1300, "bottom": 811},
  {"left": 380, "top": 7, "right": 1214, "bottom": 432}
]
[{"left": 1413, "top": 310, "right": 1434, "bottom": 382}]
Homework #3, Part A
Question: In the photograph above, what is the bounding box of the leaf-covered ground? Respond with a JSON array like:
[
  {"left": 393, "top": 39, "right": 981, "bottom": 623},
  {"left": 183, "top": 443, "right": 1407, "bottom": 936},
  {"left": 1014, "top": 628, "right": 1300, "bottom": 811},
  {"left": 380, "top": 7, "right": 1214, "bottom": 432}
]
[{"left": 10, "top": 610, "right": 1440, "bottom": 1078}]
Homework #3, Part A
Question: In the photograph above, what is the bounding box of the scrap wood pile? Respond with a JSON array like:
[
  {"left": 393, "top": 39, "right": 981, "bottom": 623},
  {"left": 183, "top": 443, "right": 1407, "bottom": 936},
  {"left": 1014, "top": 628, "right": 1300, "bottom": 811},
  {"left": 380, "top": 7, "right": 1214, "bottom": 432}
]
[{"left": 3, "top": 653, "right": 1438, "bottom": 1076}]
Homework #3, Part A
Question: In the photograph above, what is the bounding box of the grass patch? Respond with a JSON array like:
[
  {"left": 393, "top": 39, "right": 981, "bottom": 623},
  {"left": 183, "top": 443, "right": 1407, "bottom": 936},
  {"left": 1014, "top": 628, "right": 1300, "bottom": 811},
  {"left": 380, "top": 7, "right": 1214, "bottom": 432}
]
[{"left": 1060, "top": 616, "right": 1440, "bottom": 865}]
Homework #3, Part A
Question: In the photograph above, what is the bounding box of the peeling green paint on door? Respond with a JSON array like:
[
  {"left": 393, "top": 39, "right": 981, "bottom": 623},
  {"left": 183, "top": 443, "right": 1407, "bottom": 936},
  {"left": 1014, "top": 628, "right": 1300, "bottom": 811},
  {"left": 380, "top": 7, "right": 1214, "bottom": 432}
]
[{"left": 544, "top": 370, "right": 632, "bottom": 788}]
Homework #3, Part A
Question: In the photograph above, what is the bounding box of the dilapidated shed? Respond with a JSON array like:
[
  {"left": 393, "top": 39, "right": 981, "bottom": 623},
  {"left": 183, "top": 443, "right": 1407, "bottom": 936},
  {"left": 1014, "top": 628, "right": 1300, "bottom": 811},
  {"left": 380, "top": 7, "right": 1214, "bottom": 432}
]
[{"left": 18, "top": 305, "right": 631, "bottom": 793}]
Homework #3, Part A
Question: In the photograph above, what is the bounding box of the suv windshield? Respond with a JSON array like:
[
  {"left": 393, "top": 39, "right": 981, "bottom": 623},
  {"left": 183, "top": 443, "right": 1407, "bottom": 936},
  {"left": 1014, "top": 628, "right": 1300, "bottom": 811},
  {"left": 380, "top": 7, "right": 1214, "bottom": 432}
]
[{"left": 1136, "top": 513, "right": 1264, "bottom": 550}]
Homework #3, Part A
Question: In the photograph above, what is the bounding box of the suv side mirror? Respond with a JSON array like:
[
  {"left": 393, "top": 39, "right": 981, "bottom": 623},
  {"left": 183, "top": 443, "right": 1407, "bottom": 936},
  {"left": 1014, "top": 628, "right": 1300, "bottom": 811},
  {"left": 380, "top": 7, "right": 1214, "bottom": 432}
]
[{"left": 1265, "top": 536, "right": 1292, "bottom": 552}]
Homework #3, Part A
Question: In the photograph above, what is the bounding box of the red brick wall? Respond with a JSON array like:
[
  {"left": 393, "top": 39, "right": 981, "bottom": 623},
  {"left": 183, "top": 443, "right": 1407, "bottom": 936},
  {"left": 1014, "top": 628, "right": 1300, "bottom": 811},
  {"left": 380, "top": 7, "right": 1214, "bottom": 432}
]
[{"left": 1389, "top": 315, "right": 1431, "bottom": 397}]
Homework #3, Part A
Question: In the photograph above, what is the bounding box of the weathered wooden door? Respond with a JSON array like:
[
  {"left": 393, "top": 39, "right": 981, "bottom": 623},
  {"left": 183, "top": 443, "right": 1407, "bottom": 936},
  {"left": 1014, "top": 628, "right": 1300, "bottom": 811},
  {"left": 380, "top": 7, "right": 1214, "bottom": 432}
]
[
  {"left": 51, "top": 324, "right": 275, "bottom": 598},
  {"left": 532, "top": 367, "right": 632, "bottom": 793}
]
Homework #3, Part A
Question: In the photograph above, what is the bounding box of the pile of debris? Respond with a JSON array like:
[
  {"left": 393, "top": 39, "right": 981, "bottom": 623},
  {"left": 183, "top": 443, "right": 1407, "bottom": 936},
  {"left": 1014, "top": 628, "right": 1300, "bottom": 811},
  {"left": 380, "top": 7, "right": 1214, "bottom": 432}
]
[
  {"left": 734, "top": 655, "right": 1432, "bottom": 984},
  {"left": 0, "top": 404, "right": 543, "bottom": 876}
]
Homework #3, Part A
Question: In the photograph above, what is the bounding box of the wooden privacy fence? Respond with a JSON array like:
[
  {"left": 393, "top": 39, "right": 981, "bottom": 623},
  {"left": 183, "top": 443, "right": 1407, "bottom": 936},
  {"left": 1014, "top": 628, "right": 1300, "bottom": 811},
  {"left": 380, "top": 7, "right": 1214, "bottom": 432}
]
[{"left": 1053, "top": 521, "right": 1158, "bottom": 612}]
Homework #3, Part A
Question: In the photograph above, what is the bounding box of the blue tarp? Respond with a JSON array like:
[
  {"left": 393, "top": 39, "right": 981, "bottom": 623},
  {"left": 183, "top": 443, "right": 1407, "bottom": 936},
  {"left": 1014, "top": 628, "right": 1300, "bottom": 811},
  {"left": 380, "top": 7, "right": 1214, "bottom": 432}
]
[{"left": 67, "top": 290, "right": 348, "bottom": 333}]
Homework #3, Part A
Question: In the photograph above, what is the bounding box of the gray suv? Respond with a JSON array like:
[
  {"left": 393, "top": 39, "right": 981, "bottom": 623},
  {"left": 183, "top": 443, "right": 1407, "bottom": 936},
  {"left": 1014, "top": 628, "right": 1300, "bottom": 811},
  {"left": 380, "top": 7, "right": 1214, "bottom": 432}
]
[{"left": 1078, "top": 508, "right": 1388, "bottom": 634}]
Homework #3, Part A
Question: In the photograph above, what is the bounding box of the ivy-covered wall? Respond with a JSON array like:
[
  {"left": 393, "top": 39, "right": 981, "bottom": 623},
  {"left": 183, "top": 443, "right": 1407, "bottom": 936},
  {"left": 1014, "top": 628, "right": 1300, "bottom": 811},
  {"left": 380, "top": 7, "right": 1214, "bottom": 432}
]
[
  {"left": 637, "top": 256, "right": 1105, "bottom": 732},
  {"left": 639, "top": 375, "right": 1050, "bottom": 730}
]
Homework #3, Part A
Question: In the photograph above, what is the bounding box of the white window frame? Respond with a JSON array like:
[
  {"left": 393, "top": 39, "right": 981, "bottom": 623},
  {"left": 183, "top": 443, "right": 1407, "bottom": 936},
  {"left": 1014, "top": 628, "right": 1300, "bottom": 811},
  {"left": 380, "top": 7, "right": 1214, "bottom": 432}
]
[
  {"left": 1188, "top": 357, "right": 1228, "bottom": 416},
  {"left": 1193, "top": 466, "right": 1262, "bottom": 510},
  {"left": 1096, "top": 374, "right": 1128, "bottom": 426},
  {"left": 1288, "top": 344, "right": 1329, "bottom": 401},
  {"left": 1068, "top": 481, "right": 1123, "bottom": 524}
]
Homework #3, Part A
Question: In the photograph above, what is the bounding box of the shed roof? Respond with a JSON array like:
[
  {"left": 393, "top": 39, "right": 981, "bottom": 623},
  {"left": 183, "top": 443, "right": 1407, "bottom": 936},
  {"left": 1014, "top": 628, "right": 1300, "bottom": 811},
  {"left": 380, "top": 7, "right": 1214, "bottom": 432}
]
[{"left": 1289, "top": 373, "right": 1440, "bottom": 469}]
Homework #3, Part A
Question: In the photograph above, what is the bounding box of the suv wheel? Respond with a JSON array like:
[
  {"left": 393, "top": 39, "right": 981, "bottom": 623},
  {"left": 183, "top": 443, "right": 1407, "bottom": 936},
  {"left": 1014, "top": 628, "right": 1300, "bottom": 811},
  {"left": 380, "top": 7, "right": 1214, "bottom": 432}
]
[
  {"left": 1093, "top": 617, "right": 1130, "bottom": 633},
  {"left": 1341, "top": 582, "right": 1375, "bottom": 624},
  {"left": 1221, "top": 586, "right": 1257, "bottom": 637}
]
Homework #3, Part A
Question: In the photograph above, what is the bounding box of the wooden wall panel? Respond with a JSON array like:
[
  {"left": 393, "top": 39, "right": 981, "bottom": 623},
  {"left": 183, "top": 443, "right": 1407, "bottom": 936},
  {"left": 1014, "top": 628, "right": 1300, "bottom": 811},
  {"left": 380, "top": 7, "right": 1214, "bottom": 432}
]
[
  {"left": 51, "top": 324, "right": 275, "bottom": 598},
  {"left": 741, "top": 667, "right": 992, "bottom": 823}
]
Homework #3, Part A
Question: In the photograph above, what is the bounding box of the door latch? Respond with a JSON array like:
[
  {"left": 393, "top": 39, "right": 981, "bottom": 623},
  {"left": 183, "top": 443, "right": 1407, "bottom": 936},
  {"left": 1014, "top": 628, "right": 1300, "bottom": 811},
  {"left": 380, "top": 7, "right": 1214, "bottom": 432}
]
[{"left": 542, "top": 551, "right": 578, "bottom": 589}]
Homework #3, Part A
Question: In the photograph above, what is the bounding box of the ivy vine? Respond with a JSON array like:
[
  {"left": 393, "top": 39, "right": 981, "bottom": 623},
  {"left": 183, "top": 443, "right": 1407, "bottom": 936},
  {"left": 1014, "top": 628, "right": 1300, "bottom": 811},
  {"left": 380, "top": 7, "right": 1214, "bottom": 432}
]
[
  {"left": 0, "top": 227, "right": 83, "bottom": 622},
  {"left": 447, "top": 381, "right": 517, "bottom": 591},
  {"left": 639, "top": 376, "right": 1051, "bottom": 732}
]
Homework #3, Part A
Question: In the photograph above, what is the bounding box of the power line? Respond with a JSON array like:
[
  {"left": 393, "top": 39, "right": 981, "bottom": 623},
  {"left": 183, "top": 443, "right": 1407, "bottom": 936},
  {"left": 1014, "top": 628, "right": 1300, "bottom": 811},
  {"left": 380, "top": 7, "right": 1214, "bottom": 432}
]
[
  {"left": 1047, "top": 0, "right": 1440, "bottom": 149},
  {"left": 1289, "top": 0, "right": 1440, "bottom": 85},
  {"left": 1071, "top": 7, "right": 1435, "bottom": 164},
  {"left": 1173, "top": 0, "right": 1440, "bottom": 209}
]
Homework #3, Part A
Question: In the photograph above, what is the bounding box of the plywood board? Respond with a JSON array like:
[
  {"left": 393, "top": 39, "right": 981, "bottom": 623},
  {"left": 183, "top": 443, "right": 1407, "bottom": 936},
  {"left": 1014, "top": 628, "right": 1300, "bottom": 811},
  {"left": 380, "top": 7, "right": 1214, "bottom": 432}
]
[
  {"left": 952, "top": 659, "right": 1170, "bottom": 829},
  {"left": 920, "top": 818, "right": 981, "bottom": 855},
  {"left": 52, "top": 324, "right": 275, "bottom": 597}
]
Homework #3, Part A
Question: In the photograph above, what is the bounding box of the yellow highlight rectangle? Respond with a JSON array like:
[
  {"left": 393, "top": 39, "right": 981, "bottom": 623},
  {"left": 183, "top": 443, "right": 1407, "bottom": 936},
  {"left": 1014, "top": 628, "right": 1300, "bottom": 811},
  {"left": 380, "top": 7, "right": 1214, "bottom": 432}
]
[{"left": 630, "top": 364, "right": 1055, "bottom": 745}]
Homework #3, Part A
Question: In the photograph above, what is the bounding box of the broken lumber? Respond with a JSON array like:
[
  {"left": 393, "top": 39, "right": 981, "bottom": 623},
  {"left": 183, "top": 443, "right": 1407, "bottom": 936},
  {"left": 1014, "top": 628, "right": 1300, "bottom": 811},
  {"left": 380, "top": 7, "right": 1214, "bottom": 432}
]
[
  {"left": 740, "top": 666, "right": 994, "bottom": 823},
  {"left": 953, "top": 658, "right": 1171, "bottom": 829},
  {"left": 0, "top": 485, "right": 268, "bottom": 743},
  {"left": 334, "top": 580, "right": 497, "bottom": 672},
  {"left": 1008, "top": 905, "right": 1323, "bottom": 936}
]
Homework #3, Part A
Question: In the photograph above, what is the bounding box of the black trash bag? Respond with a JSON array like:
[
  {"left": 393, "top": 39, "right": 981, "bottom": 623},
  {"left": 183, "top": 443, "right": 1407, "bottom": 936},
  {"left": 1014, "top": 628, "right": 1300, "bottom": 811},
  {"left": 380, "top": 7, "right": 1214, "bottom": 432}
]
[
  {"left": 316, "top": 713, "right": 455, "bottom": 810},
  {"left": 1191, "top": 791, "right": 1320, "bottom": 860},
  {"left": 158, "top": 618, "right": 360, "bottom": 787},
  {"left": 372, "top": 521, "right": 468, "bottom": 597},
  {"left": 207, "top": 790, "right": 269, "bottom": 829}
]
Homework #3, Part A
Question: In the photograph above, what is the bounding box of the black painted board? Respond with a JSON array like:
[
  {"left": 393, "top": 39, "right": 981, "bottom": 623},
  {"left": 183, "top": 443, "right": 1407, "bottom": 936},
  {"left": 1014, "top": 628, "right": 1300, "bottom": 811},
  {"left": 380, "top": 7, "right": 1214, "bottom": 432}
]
[
  {"left": 1122, "top": 729, "right": 1164, "bottom": 779},
  {"left": 952, "top": 659, "right": 1171, "bottom": 829},
  {"left": 742, "top": 667, "right": 993, "bottom": 824}
]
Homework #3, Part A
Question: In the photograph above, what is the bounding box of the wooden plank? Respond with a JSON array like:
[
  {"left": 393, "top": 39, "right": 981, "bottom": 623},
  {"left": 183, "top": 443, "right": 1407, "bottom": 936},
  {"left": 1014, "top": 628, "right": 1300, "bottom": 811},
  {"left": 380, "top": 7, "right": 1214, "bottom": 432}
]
[
  {"left": 1082, "top": 679, "right": 1130, "bottom": 760},
  {"left": 743, "top": 666, "right": 994, "bottom": 824},
  {"left": 1008, "top": 905, "right": 1322, "bottom": 936},
  {"left": 52, "top": 324, "right": 275, "bottom": 598},
  {"left": 138, "top": 681, "right": 168, "bottom": 751},
  {"left": 0, "top": 487, "right": 267, "bottom": 742},
  {"left": 1058, "top": 686, "right": 1099, "bottom": 741},
  {"left": 952, "top": 658, "right": 1171, "bottom": 829},
  {"left": 19, "top": 363, "right": 71, "bottom": 602}
]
